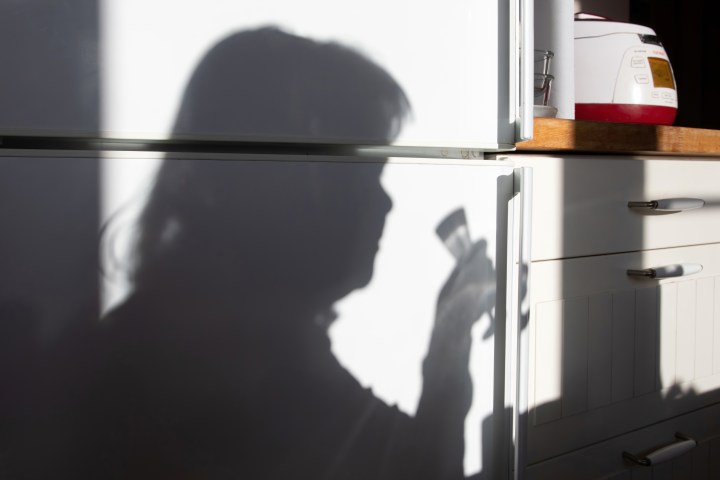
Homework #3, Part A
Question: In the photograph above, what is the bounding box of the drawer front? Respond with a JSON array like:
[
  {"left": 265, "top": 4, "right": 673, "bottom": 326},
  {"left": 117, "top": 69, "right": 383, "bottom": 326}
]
[
  {"left": 527, "top": 243, "right": 720, "bottom": 464},
  {"left": 526, "top": 403, "right": 720, "bottom": 479},
  {"left": 510, "top": 155, "right": 720, "bottom": 260}
]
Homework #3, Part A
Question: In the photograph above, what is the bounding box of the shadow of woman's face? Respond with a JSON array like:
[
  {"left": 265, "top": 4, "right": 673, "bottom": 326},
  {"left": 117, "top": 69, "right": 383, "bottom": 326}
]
[
  {"left": 308, "top": 160, "right": 392, "bottom": 296},
  {"left": 222, "top": 159, "right": 393, "bottom": 302},
  {"left": 133, "top": 158, "right": 391, "bottom": 306}
]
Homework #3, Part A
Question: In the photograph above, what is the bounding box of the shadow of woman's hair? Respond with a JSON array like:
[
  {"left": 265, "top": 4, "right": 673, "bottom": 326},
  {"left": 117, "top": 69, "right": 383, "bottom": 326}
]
[{"left": 172, "top": 26, "right": 410, "bottom": 142}]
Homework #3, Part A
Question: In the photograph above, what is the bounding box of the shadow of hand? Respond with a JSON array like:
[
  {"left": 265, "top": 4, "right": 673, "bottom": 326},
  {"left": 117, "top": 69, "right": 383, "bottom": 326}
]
[{"left": 436, "top": 239, "right": 496, "bottom": 335}]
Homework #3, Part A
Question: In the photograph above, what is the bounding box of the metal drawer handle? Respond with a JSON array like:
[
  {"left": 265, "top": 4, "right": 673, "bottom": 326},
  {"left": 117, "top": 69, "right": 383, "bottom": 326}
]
[
  {"left": 627, "top": 263, "right": 703, "bottom": 279},
  {"left": 628, "top": 198, "right": 705, "bottom": 212},
  {"left": 623, "top": 433, "right": 697, "bottom": 466}
]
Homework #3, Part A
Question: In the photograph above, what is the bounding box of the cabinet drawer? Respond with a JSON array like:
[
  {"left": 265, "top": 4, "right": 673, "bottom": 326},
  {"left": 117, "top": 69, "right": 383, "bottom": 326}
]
[
  {"left": 526, "top": 403, "right": 720, "bottom": 479},
  {"left": 527, "top": 243, "right": 720, "bottom": 464},
  {"left": 510, "top": 155, "right": 720, "bottom": 260}
]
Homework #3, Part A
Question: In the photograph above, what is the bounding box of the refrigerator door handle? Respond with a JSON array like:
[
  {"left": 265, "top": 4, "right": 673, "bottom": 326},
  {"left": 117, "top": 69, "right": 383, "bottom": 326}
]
[{"left": 511, "top": 166, "right": 532, "bottom": 480}]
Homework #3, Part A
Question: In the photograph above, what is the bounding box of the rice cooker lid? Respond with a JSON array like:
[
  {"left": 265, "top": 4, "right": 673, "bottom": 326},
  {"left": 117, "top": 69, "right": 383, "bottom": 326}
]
[{"left": 575, "top": 12, "right": 657, "bottom": 39}]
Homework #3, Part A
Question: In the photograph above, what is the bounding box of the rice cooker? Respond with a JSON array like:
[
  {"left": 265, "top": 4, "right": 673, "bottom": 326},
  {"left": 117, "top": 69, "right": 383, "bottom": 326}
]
[{"left": 574, "top": 13, "right": 678, "bottom": 125}]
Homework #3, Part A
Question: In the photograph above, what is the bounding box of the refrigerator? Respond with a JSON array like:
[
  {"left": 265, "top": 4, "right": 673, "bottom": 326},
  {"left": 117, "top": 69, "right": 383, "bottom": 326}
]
[{"left": 0, "top": 1, "right": 532, "bottom": 479}]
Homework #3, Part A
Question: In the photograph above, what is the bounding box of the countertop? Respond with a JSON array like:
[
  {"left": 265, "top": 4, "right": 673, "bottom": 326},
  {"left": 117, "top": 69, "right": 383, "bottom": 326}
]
[{"left": 517, "top": 118, "right": 720, "bottom": 157}]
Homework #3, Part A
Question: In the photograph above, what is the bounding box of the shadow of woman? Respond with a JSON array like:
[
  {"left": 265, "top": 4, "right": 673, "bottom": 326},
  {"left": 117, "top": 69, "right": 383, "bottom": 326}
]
[{"left": 32, "top": 27, "right": 496, "bottom": 480}]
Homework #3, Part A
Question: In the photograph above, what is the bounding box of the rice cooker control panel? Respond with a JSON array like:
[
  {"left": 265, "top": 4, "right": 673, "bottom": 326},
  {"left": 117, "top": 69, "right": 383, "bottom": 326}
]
[{"left": 614, "top": 46, "right": 678, "bottom": 108}]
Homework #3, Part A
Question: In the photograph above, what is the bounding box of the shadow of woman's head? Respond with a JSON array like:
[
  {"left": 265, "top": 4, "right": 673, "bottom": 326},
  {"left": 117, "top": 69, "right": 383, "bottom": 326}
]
[
  {"left": 128, "top": 27, "right": 410, "bottom": 311},
  {"left": 172, "top": 26, "right": 410, "bottom": 143}
]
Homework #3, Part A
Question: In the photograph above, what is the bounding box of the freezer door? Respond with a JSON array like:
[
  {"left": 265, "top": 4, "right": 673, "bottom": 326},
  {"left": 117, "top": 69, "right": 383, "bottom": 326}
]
[
  {"left": 0, "top": 0, "right": 532, "bottom": 150},
  {"left": 0, "top": 152, "right": 529, "bottom": 478}
]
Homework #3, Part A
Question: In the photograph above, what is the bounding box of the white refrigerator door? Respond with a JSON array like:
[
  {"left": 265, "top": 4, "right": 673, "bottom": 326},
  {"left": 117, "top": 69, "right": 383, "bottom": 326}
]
[
  {"left": 0, "top": 0, "right": 532, "bottom": 150},
  {"left": 99, "top": 154, "right": 526, "bottom": 477},
  {"left": 0, "top": 151, "right": 529, "bottom": 478}
]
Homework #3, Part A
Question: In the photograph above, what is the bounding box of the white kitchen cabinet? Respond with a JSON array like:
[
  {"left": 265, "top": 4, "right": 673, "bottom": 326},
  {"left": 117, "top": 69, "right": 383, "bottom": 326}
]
[{"left": 501, "top": 152, "right": 720, "bottom": 479}]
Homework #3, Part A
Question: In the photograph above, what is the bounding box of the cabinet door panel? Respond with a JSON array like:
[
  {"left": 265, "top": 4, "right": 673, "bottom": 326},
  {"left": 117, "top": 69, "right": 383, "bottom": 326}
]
[
  {"left": 528, "top": 243, "right": 720, "bottom": 464},
  {"left": 587, "top": 293, "right": 613, "bottom": 410},
  {"left": 562, "top": 297, "right": 589, "bottom": 417}
]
